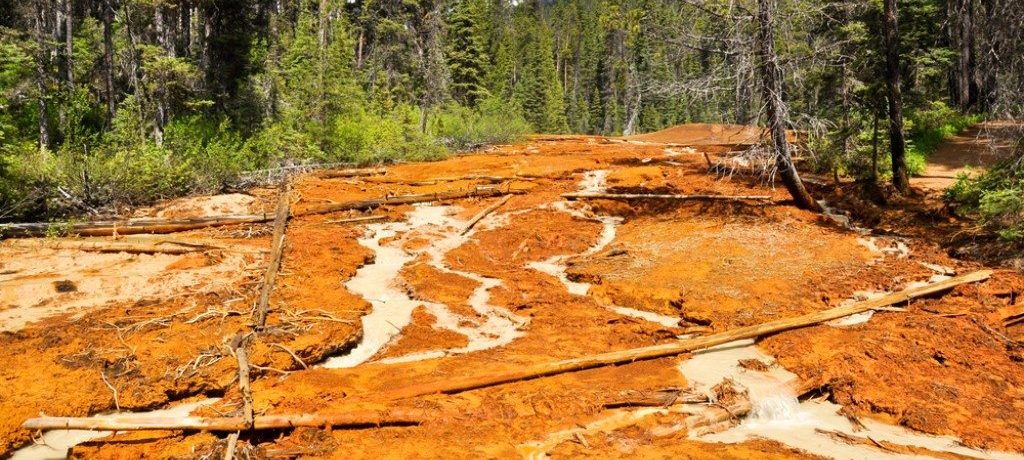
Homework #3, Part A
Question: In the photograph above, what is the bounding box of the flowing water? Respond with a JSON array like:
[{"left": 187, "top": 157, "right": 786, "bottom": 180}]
[
  {"left": 323, "top": 203, "right": 527, "bottom": 368},
  {"left": 527, "top": 170, "right": 683, "bottom": 328},
  {"left": 680, "top": 339, "right": 1024, "bottom": 459},
  {"left": 10, "top": 399, "right": 217, "bottom": 460}
]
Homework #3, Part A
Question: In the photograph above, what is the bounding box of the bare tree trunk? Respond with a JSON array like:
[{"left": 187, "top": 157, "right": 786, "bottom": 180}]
[
  {"left": 622, "top": 66, "right": 641, "bottom": 136},
  {"left": 755, "top": 0, "right": 822, "bottom": 212},
  {"left": 33, "top": 0, "right": 52, "bottom": 151},
  {"left": 883, "top": 0, "right": 910, "bottom": 192},
  {"left": 102, "top": 0, "right": 116, "bottom": 120},
  {"left": 63, "top": 0, "right": 74, "bottom": 90},
  {"left": 871, "top": 105, "right": 880, "bottom": 183}
]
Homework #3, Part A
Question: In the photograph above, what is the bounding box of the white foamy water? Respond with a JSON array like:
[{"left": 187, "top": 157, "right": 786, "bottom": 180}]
[
  {"left": 680, "top": 340, "right": 1024, "bottom": 460},
  {"left": 527, "top": 171, "right": 682, "bottom": 328},
  {"left": 10, "top": 399, "right": 217, "bottom": 460},
  {"left": 323, "top": 203, "right": 527, "bottom": 368}
]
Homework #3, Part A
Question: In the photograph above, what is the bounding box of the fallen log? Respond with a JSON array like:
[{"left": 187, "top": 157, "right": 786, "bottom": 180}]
[
  {"left": 1, "top": 239, "right": 216, "bottom": 255},
  {"left": 252, "top": 185, "right": 291, "bottom": 328},
  {"left": 22, "top": 409, "right": 427, "bottom": 432},
  {"left": 0, "top": 215, "right": 273, "bottom": 238},
  {"left": 461, "top": 195, "right": 512, "bottom": 235},
  {"left": 313, "top": 167, "right": 386, "bottom": 179},
  {"left": 294, "top": 187, "right": 520, "bottom": 217},
  {"left": 323, "top": 215, "right": 388, "bottom": 225},
  {"left": 367, "top": 174, "right": 531, "bottom": 186},
  {"left": 0, "top": 188, "right": 520, "bottom": 238},
  {"left": 377, "top": 271, "right": 991, "bottom": 400},
  {"left": 562, "top": 192, "right": 773, "bottom": 202}
]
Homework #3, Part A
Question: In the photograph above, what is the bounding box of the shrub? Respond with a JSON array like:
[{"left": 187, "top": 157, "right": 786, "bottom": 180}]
[{"left": 429, "top": 98, "right": 531, "bottom": 150}]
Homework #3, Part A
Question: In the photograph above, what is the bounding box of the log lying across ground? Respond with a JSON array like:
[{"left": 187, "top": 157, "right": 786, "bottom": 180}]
[
  {"left": 22, "top": 409, "right": 428, "bottom": 432},
  {"left": 562, "top": 192, "right": 773, "bottom": 202},
  {"left": 377, "top": 270, "right": 991, "bottom": 400},
  {"left": 313, "top": 167, "right": 387, "bottom": 179},
  {"left": 0, "top": 188, "right": 519, "bottom": 238},
  {"left": 461, "top": 195, "right": 512, "bottom": 235},
  {"left": 367, "top": 174, "right": 535, "bottom": 186},
  {"left": 1, "top": 239, "right": 219, "bottom": 255},
  {"left": 294, "top": 187, "right": 520, "bottom": 217}
]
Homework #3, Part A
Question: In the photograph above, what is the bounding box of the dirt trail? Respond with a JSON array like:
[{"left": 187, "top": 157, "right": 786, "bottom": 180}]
[
  {"left": 912, "top": 121, "right": 1019, "bottom": 191},
  {"left": 2, "top": 125, "right": 1023, "bottom": 459}
]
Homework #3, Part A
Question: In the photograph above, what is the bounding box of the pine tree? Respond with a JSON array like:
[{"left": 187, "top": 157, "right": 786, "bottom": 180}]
[{"left": 517, "top": 12, "right": 566, "bottom": 133}]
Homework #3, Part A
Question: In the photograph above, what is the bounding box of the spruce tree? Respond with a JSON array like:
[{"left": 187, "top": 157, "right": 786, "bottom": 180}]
[{"left": 447, "top": 0, "right": 489, "bottom": 106}]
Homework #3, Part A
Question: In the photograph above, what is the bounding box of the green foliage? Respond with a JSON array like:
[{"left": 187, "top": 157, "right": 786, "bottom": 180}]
[
  {"left": 947, "top": 164, "right": 1024, "bottom": 241},
  {"left": 333, "top": 105, "right": 446, "bottom": 165},
  {"left": 429, "top": 98, "right": 531, "bottom": 150}
]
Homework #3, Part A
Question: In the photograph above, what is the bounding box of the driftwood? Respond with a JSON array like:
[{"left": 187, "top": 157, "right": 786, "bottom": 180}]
[
  {"left": 461, "top": 195, "right": 512, "bottom": 235},
  {"left": 252, "top": 185, "right": 291, "bottom": 328},
  {"left": 22, "top": 409, "right": 428, "bottom": 432},
  {"left": 1, "top": 188, "right": 519, "bottom": 238},
  {"left": 1, "top": 239, "right": 217, "bottom": 255},
  {"left": 562, "top": 192, "right": 773, "bottom": 202},
  {"left": 323, "top": 215, "right": 388, "bottom": 225},
  {"left": 377, "top": 271, "right": 991, "bottom": 400},
  {"left": 313, "top": 167, "right": 386, "bottom": 179}
]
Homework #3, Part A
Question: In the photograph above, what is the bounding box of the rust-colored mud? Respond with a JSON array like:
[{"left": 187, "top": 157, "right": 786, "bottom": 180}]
[{"left": 2, "top": 127, "right": 1022, "bottom": 459}]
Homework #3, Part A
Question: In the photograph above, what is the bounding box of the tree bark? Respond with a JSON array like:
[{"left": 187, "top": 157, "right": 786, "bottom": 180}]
[
  {"left": 883, "top": 0, "right": 910, "bottom": 192},
  {"left": 755, "top": 0, "right": 821, "bottom": 212},
  {"left": 102, "top": 0, "right": 116, "bottom": 120},
  {"left": 63, "top": 0, "right": 74, "bottom": 90},
  {"left": 33, "top": 0, "right": 52, "bottom": 150}
]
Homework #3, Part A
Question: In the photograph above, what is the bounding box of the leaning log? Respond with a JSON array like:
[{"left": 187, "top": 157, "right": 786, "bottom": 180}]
[
  {"left": 562, "top": 192, "right": 773, "bottom": 202},
  {"left": 377, "top": 271, "right": 991, "bottom": 400},
  {"left": 251, "top": 185, "right": 291, "bottom": 328},
  {"left": 22, "top": 409, "right": 427, "bottom": 432},
  {"left": 461, "top": 195, "right": 512, "bottom": 235}
]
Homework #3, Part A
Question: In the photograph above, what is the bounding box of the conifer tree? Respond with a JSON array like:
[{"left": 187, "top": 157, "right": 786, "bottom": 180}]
[{"left": 447, "top": 0, "right": 489, "bottom": 106}]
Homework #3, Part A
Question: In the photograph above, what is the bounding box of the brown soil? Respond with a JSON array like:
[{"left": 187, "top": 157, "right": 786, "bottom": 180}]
[{"left": 1, "top": 124, "right": 1022, "bottom": 459}]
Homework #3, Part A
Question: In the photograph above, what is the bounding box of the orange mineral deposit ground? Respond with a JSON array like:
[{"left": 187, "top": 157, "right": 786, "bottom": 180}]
[{"left": 2, "top": 126, "right": 1023, "bottom": 459}]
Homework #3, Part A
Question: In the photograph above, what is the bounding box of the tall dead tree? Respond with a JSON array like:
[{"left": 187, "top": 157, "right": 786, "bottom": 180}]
[
  {"left": 63, "top": 0, "right": 74, "bottom": 90},
  {"left": 33, "top": 0, "right": 52, "bottom": 150},
  {"left": 102, "top": 0, "right": 116, "bottom": 120},
  {"left": 883, "top": 0, "right": 910, "bottom": 192},
  {"left": 755, "top": 0, "right": 822, "bottom": 212}
]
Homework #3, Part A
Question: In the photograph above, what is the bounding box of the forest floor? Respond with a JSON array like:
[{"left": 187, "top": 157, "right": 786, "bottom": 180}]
[{"left": 1, "top": 124, "right": 1023, "bottom": 459}]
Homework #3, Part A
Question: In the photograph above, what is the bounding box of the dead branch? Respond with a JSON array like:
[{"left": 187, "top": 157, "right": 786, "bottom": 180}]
[
  {"left": 375, "top": 271, "right": 991, "bottom": 400},
  {"left": 562, "top": 192, "right": 773, "bottom": 202},
  {"left": 252, "top": 184, "right": 291, "bottom": 329},
  {"left": 2, "top": 239, "right": 216, "bottom": 255},
  {"left": 323, "top": 215, "right": 388, "bottom": 225},
  {"left": 22, "top": 409, "right": 429, "bottom": 432},
  {"left": 461, "top": 195, "right": 512, "bottom": 235},
  {"left": 269, "top": 343, "right": 308, "bottom": 369}
]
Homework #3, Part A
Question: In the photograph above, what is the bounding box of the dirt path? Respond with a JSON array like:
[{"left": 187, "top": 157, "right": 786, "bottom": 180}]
[
  {"left": 912, "top": 121, "right": 1017, "bottom": 192},
  {"left": 2, "top": 126, "right": 1023, "bottom": 459}
]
